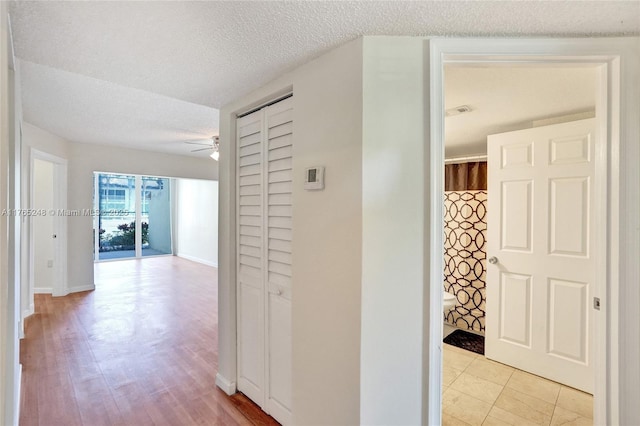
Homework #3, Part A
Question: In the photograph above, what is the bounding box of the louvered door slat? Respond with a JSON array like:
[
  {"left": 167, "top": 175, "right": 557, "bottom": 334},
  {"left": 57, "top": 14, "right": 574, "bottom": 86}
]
[
  {"left": 269, "top": 134, "right": 292, "bottom": 150},
  {"left": 269, "top": 193, "right": 292, "bottom": 206},
  {"left": 240, "top": 234, "right": 261, "bottom": 248},
  {"left": 240, "top": 174, "right": 261, "bottom": 186},
  {"left": 268, "top": 169, "right": 292, "bottom": 183},
  {"left": 267, "top": 108, "right": 293, "bottom": 128},
  {"left": 268, "top": 250, "right": 292, "bottom": 265},
  {"left": 239, "top": 195, "right": 261, "bottom": 206},
  {"left": 268, "top": 122, "right": 293, "bottom": 139},
  {"left": 268, "top": 238, "right": 291, "bottom": 254},
  {"left": 268, "top": 146, "right": 292, "bottom": 162},
  {"left": 239, "top": 163, "right": 261, "bottom": 177},
  {"left": 240, "top": 142, "right": 261, "bottom": 157},
  {"left": 268, "top": 205, "right": 292, "bottom": 218},
  {"left": 239, "top": 131, "right": 262, "bottom": 147},
  {"left": 268, "top": 157, "right": 292, "bottom": 172},
  {"left": 239, "top": 205, "right": 261, "bottom": 217},
  {"left": 268, "top": 216, "right": 292, "bottom": 229}
]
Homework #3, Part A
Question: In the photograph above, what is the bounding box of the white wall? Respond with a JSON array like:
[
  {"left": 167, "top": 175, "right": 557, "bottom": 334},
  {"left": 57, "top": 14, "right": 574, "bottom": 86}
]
[
  {"left": 11, "top": 61, "right": 23, "bottom": 343},
  {"left": 20, "top": 123, "right": 68, "bottom": 315},
  {"left": 0, "top": 1, "right": 9, "bottom": 420},
  {"left": 360, "top": 36, "right": 429, "bottom": 425},
  {"left": 175, "top": 178, "right": 218, "bottom": 267},
  {"left": 289, "top": 39, "right": 364, "bottom": 425},
  {"left": 66, "top": 141, "right": 217, "bottom": 291},
  {"left": 20, "top": 123, "right": 218, "bottom": 297},
  {"left": 219, "top": 38, "right": 363, "bottom": 425},
  {"left": 2, "top": 6, "right": 24, "bottom": 424},
  {"left": 32, "top": 159, "right": 54, "bottom": 293},
  {"left": 219, "top": 36, "right": 432, "bottom": 425}
]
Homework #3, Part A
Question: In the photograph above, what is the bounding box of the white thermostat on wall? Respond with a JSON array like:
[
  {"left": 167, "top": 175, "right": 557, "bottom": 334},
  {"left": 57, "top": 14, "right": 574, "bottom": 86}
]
[{"left": 304, "top": 166, "right": 324, "bottom": 190}]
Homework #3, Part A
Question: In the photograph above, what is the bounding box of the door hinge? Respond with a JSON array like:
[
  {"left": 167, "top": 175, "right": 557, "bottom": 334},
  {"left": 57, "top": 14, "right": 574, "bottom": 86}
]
[{"left": 593, "top": 297, "right": 601, "bottom": 310}]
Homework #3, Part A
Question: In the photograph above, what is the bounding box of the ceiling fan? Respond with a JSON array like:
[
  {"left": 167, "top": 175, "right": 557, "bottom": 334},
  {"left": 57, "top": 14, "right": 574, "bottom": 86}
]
[{"left": 185, "top": 136, "right": 220, "bottom": 160}]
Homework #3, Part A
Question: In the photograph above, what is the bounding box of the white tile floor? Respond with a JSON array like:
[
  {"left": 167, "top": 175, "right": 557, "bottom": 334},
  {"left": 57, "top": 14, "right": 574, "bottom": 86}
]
[{"left": 442, "top": 343, "right": 593, "bottom": 426}]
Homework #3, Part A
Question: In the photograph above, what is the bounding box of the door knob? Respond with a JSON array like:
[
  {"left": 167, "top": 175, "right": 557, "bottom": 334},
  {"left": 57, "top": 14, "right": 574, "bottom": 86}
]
[{"left": 488, "top": 256, "right": 498, "bottom": 264}]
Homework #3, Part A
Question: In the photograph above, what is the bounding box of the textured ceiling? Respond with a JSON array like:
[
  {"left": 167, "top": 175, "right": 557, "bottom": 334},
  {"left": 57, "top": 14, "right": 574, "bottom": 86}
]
[
  {"left": 20, "top": 60, "right": 219, "bottom": 156},
  {"left": 8, "top": 1, "right": 639, "bottom": 157},
  {"left": 445, "top": 65, "right": 597, "bottom": 158}
]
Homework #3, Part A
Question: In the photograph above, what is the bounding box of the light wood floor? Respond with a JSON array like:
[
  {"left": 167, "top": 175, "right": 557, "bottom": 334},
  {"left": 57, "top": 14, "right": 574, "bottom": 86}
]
[
  {"left": 442, "top": 343, "right": 594, "bottom": 425},
  {"left": 20, "top": 256, "right": 279, "bottom": 426}
]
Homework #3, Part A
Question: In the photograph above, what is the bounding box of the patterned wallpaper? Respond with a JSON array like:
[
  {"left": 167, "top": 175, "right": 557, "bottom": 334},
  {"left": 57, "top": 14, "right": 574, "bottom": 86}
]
[{"left": 444, "top": 190, "right": 487, "bottom": 333}]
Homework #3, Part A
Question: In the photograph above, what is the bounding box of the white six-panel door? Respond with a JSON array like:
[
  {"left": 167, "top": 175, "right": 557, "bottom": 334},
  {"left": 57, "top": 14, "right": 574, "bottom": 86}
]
[
  {"left": 236, "top": 96, "right": 292, "bottom": 425},
  {"left": 486, "top": 118, "right": 597, "bottom": 393}
]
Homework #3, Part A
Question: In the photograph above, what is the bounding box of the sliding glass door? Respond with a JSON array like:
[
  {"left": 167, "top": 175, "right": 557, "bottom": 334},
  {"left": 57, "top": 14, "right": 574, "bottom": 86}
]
[
  {"left": 141, "top": 176, "right": 172, "bottom": 256},
  {"left": 94, "top": 173, "right": 172, "bottom": 261},
  {"left": 95, "top": 173, "right": 137, "bottom": 260}
]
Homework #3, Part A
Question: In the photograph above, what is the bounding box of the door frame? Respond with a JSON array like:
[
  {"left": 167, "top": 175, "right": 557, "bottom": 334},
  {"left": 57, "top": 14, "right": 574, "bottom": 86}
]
[
  {"left": 29, "top": 148, "right": 68, "bottom": 298},
  {"left": 428, "top": 37, "right": 639, "bottom": 426}
]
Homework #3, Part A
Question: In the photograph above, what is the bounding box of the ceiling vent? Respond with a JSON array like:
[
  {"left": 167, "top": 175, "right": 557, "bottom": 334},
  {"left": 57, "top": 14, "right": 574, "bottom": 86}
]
[{"left": 446, "top": 105, "right": 473, "bottom": 117}]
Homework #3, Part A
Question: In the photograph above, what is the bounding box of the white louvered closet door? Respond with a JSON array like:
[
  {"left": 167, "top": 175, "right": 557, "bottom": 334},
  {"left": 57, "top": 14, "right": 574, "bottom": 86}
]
[
  {"left": 236, "top": 108, "right": 265, "bottom": 407},
  {"left": 237, "top": 96, "right": 292, "bottom": 425}
]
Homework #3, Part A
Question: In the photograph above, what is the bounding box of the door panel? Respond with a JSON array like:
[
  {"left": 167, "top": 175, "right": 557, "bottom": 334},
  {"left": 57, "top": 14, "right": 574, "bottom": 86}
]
[
  {"left": 501, "top": 142, "right": 533, "bottom": 168},
  {"left": 550, "top": 135, "right": 590, "bottom": 164},
  {"left": 237, "top": 109, "right": 265, "bottom": 405},
  {"left": 237, "top": 96, "right": 293, "bottom": 425},
  {"left": 267, "top": 293, "right": 292, "bottom": 422},
  {"left": 265, "top": 98, "right": 293, "bottom": 425},
  {"left": 487, "top": 118, "right": 597, "bottom": 393},
  {"left": 549, "top": 177, "right": 589, "bottom": 256},
  {"left": 500, "top": 180, "right": 533, "bottom": 252},
  {"left": 498, "top": 272, "right": 532, "bottom": 347},
  {"left": 547, "top": 278, "right": 588, "bottom": 363},
  {"left": 237, "top": 283, "right": 264, "bottom": 404}
]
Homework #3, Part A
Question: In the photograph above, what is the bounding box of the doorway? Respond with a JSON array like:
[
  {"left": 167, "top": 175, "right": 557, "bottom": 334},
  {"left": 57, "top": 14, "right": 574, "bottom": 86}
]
[
  {"left": 29, "top": 149, "right": 68, "bottom": 298},
  {"left": 440, "top": 64, "right": 599, "bottom": 424},
  {"left": 32, "top": 159, "right": 54, "bottom": 292},
  {"left": 427, "top": 38, "right": 635, "bottom": 426}
]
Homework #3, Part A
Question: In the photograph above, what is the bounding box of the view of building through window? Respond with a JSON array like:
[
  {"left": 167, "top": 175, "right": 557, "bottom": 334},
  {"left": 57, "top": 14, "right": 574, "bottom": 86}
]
[{"left": 94, "top": 173, "right": 172, "bottom": 260}]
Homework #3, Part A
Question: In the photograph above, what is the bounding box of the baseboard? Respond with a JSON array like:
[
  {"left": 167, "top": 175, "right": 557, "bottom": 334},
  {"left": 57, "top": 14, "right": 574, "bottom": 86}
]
[
  {"left": 21, "top": 307, "right": 33, "bottom": 339},
  {"left": 42, "top": 284, "right": 94, "bottom": 297},
  {"left": 443, "top": 322, "right": 456, "bottom": 338},
  {"left": 215, "top": 373, "right": 237, "bottom": 395},
  {"left": 66, "top": 284, "right": 96, "bottom": 294},
  {"left": 176, "top": 253, "right": 218, "bottom": 268}
]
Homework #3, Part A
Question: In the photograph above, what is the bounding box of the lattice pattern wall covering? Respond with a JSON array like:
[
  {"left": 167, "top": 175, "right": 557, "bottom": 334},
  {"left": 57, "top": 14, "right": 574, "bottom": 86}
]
[{"left": 444, "top": 191, "right": 487, "bottom": 333}]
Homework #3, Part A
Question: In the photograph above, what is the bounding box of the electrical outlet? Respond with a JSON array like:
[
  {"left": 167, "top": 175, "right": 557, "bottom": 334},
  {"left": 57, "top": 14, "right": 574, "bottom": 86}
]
[{"left": 47, "top": 260, "right": 53, "bottom": 268}]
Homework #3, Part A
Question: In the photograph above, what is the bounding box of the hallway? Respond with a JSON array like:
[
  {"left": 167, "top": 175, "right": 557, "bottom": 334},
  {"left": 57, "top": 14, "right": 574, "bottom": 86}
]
[{"left": 19, "top": 257, "right": 277, "bottom": 426}]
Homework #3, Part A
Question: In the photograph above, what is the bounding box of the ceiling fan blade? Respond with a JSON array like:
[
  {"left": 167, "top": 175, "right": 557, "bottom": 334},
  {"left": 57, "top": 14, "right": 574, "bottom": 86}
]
[
  {"left": 191, "top": 147, "right": 213, "bottom": 152},
  {"left": 184, "top": 140, "right": 213, "bottom": 146}
]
